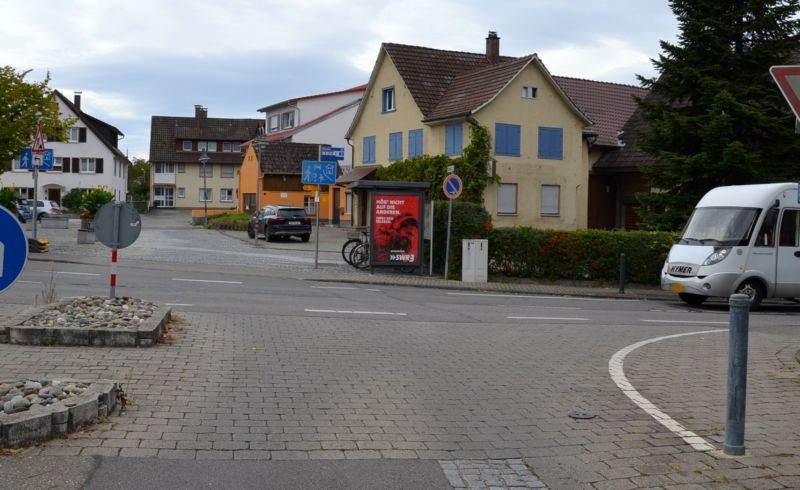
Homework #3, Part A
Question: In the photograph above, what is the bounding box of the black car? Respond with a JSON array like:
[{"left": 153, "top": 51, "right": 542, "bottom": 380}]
[{"left": 247, "top": 205, "right": 311, "bottom": 242}]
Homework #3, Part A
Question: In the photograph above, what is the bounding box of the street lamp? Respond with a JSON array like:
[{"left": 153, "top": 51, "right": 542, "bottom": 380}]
[{"left": 198, "top": 151, "right": 210, "bottom": 225}]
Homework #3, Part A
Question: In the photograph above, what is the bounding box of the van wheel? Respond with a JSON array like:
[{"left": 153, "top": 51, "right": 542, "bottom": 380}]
[
  {"left": 678, "top": 293, "right": 707, "bottom": 306},
  {"left": 736, "top": 280, "right": 765, "bottom": 311}
]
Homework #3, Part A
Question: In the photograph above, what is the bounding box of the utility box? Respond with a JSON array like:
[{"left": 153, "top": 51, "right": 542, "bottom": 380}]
[{"left": 462, "top": 239, "right": 488, "bottom": 282}]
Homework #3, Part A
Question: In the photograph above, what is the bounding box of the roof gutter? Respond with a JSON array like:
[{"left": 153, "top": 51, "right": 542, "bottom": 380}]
[{"left": 421, "top": 112, "right": 472, "bottom": 125}]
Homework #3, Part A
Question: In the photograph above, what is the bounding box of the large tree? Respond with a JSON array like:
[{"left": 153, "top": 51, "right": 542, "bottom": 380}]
[
  {"left": 636, "top": 0, "right": 800, "bottom": 230},
  {"left": 128, "top": 157, "right": 151, "bottom": 200},
  {"left": 0, "top": 66, "right": 68, "bottom": 172}
]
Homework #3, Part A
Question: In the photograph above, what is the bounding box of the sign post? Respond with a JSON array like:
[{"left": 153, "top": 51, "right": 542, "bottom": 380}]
[
  {"left": 302, "top": 160, "right": 338, "bottom": 269},
  {"left": 441, "top": 171, "right": 463, "bottom": 279},
  {"left": 30, "top": 124, "right": 47, "bottom": 241},
  {"left": 94, "top": 202, "right": 142, "bottom": 298},
  {"left": 0, "top": 206, "right": 29, "bottom": 294}
]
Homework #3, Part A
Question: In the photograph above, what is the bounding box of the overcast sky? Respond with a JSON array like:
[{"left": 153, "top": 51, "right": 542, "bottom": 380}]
[{"left": 1, "top": 0, "right": 678, "bottom": 161}]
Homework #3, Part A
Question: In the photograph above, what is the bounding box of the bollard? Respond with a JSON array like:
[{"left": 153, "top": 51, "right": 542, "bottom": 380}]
[
  {"left": 724, "top": 293, "right": 750, "bottom": 456},
  {"left": 618, "top": 253, "right": 626, "bottom": 294}
]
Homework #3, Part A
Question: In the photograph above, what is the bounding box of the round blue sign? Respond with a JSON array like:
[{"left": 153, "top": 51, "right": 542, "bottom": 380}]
[
  {"left": 442, "top": 174, "right": 463, "bottom": 199},
  {"left": 0, "top": 206, "right": 29, "bottom": 294}
]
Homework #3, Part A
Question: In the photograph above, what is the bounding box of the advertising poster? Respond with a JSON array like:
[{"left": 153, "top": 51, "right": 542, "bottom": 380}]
[{"left": 371, "top": 193, "right": 421, "bottom": 267}]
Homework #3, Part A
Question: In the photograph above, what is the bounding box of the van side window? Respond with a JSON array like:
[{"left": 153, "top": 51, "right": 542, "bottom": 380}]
[
  {"left": 779, "top": 209, "right": 800, "bottom": 247},
  {"left": 755, "top": 208, "right": 778, "bottom": 247}
]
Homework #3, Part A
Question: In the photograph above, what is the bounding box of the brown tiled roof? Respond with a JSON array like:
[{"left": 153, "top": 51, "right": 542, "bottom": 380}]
[
  {"left": 383, "top": 43, "right": 515, "bottom": 117},
  {"left": 336, "top": 165, "right": 376, "bottom": 184},
  {"left": 554, "top": 77, "right": 649, "bottom": 148},
  {"left": 425, "top": 56, "right": 535, "bottom": 122},
  {"left": 54, "top": 90, "right": 130, "bottom": 164},
  {"left": 150, "top": 114, "right": 262, "bottom": 164},
  {"left": 257, "top": 142, "right": 320, "bottom": 175},
  {"left": 593, "top": 102, "right": 661, "bottom": 170}
]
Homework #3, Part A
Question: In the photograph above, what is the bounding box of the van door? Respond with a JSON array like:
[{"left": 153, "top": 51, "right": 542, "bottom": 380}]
[{"left": 775, "top": 208, "right": 800, "bottom": 297}]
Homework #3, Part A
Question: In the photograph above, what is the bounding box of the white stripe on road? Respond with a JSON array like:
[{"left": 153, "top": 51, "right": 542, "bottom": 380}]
[
  {"left": 507, "top": 316, "right": 589, "bottom": 321},
  {"left": 165, "top": 303, "right": 194, "bottom": 307},
  {"left": 448, "top": 292, "right": 605, "bottom": 301},
  {"left": 311, "top": 286, "right": 361, "bottom": 290},
  {"left": 609, "top": 329, "right": 726, "bottom": 452},
  {"left": 56, "top": 272, "right": 100, "bottom": 276},
  {"left": 305, "top": 309, "right": 406, "bottom": 316},
  {"left": 641, "top": 319, "right": 727, "bottom": 325},
  {"left": 17, "top": 280, "right": 43, "bottom": 285},
  {"left": 172, "top": 278, "right": 242, "bottom": 284}
]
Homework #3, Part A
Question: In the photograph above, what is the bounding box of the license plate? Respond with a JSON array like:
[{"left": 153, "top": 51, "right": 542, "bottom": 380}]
[
  {"left": 288, "top": 221, "right": 301, "bottom": 225},
  {"left": 671, "top": 283, "right": 686, "bottom": 293}
]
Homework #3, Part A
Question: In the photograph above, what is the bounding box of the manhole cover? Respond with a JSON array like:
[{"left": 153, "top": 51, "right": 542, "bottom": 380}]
[{"left": 568, "top": 410, "right": 596, "bottom": 419}]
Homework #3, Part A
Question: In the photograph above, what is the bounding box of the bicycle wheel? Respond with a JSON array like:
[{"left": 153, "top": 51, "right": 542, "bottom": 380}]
[
  {"left": 350, "top": 242, "right": 370, "bottom": 269},
  {"left": 341, "top": 238, "right": 362, "bottom": 266}
]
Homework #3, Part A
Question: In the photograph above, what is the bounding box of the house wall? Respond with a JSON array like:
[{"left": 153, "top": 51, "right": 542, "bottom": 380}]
[
  {"left": 238, "top": 144, "right": 260, "bottom": 211},
  {"left": 173, "top": 163, "right": 239, "bottom": 210},
  {"left": 476, "top": 66, "right": 590, "bottom": 230},
  {"left": 291, "top": 105, "right": 360, "bottom": 169},
  {"left": 1, "top": 98, "right": 128, "bottom": 204}
]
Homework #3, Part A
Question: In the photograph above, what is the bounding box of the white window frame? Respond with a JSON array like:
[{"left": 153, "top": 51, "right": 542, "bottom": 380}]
[
  {"left": 220, "top": 165, "right": 234, "bottom": 178},
  {"left": 281, "top": 111, "right": 295, "bottom": 130},
  {"left": 199, "top": 164, "right": 212, "bottom": 178},
  {"left": 198, "top": 141, "right": 208, "bottom": 152},
  {"left": 177, "top": 187, "right": 185, "bottom": 199},
  {"left": 541, "top": 185, "right": 560, "bottom": 216},
  {"left": 382, "top": 87, "right": 396, "bottom": 112},
  {"left": 497, "top": 183, "right": 518, "bottom": 215},
  {"left": 522, "top": 86, "right": 538, "bottom": 99},
  {"left": 155, "top": 163, "right": 175, "bottom": 173},
  {"left": 345, "top": 192, "right": 353, "bottom": 215},
  {"left": 53, "top": 157, "right": 63, "bottom": 172},
  {"left": 68, "top": 127, "right": 80, "bottom": 142},
  {"left": 80, "top": 158, "right": 96, "bottom": 173},
  {"left": 268, "top": 115, "right": 280, "bottom": 133},
  {"left": 220, "top": 188, "right": 233, "bottom": 202},
  {"left": 182, "top": 140, "right": 192, "bottom": 151},
  {"left": 207, "top": 141, "right": 217, "bottom": 152},
  {"left": 199, "top": 188, "right": 212, "bottom": 202}
]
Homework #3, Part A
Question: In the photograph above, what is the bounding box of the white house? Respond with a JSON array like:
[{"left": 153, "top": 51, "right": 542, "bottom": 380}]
[
  {"left": 257, "top": 84, "right": 366, "bottom": 169},
  {"left": 1, "top": 91, "right": 131, "bottom": 205}
]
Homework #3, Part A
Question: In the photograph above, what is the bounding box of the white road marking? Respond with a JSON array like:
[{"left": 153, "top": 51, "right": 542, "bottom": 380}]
[
  {"left": 448, "top": 292, "right": 605, "bottom": 301},
  {"left": 172, "top": 278, "right": 242, "bottom": 285},
  {"left": 501, "top": 305, "right": 582, "bottom": 310},
  {"left": 641, "top": 319, "right": 727, "bottom": 325},
  {"left": 609, "top": 329, "right": 726, "bottom": 452},
  {"left": 165, "top": 303, "right": 194, "bottom": 307},
  {"left": 305, "top": 309, "right": 406, "bottom": 316},
  {"left": 17, "top": 280, "right": 43, "bottom": 285},
  {"left": 56, "top": 271, "right": 100, "bottom": 276},
  {"left": 311, "top": 286, "right": 360, "bottom": 290},
  {"left": 507, "top": 316, "right": 589, "bottom": 321}
]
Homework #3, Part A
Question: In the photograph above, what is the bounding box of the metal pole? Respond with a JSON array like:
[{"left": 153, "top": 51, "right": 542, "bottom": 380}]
[
  {"left": 110, "top": 203, "right": 121, "bottom": 299},
  {"left": 314, "top": 184, "right": 320, "bottom": 269},
  {"left": 429, "top": 200, "right": 434, "bottom": 276},
  {"left": 444, "top": 198, "right": 453, "bottom": 279},
  {"left": 724, "top": 293, "right": 750, "bottom": 456},
  {"left": 32, "top": 164, "right": 39, "bottom": 240},
  {"left": 203, "top": 163, "right": 208, "bottom": 226},
  {"left": 619, "top": 253, "right": 626, "bottom": 294}
]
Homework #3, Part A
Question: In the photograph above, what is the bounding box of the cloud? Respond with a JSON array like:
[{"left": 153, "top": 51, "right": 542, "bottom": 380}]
[
  {"left": 539, "top": 37, "right": 655, "bottom": 84},
  {"left": 65, "top": 89, "right": 142, "bottom": 121}
]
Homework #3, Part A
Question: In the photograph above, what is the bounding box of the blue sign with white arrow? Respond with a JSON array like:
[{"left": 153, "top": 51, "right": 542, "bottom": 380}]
[
  {"left": 301, "top": 160, "right": 338, "bottom": 185},
  {"left": 18, "top": 148, "right": 54, "bottom": 171},
  {"left": 0, "top": 205, "right": 29, "bottom": 294}
]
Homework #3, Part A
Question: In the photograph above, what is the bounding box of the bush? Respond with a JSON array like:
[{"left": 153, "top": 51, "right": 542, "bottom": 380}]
[
  {"left": 81, "top": 188, "right": 114, "bottom": 216},
  {"left": 0, "top": 187, "right": 17, "bottom": 213},
  {"left": 207, "top": 212, "right": 250, "bottom": 231},
  {"left": 487, "top": 227, "right": 677, "bottom": 285},
  {"left": 429, "top": 201, "right": 492, "bottom": 279},
  {"left": 62, "top": 188, "right": 84, "bottom": 213}
]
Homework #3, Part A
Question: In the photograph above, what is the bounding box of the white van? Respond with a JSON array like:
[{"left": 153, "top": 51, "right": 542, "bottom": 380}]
[{"left": 661, "top": 182, "right": 800, "bottom": 309}]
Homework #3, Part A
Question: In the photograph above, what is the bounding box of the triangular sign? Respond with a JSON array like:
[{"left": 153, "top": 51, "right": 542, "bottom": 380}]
[
  {"left": 770, "top": 65, "right": 800, "bottom": 120},
  {"left": 31, "top": 125, "right": 46, "bottom": 154}
]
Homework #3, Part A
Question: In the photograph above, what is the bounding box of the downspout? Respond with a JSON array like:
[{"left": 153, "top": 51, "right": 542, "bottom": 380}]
[{"left": 346, "top": 137, "right": 356, "bottom": 226}]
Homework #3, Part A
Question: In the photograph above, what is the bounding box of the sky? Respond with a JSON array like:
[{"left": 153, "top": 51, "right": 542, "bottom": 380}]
[{"left": 1, "top": 0, "right": 678, "bottom": 162}]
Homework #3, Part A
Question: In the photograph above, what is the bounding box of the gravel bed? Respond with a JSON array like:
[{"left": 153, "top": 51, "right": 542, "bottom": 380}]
[
  {"left": 20, "top": 297, "right": 157, "bottom": 330},
  {"left": 0, "top": 380, "right": 87, "bottom": 415}
]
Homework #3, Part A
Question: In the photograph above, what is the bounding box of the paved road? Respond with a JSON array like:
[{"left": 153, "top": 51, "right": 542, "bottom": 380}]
[{"left": 1, "top": 209, "right": 799, "bottom": 489}]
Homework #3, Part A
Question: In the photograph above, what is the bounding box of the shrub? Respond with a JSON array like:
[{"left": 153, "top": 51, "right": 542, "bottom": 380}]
[
  {"left": 0, "top": 187, "right": 17, "bottom": 213},
  {"left": 62, "top": 188, "right": 84, "bottom": 213},
  {"left": 429, "top": 201, "right": 492, "bottom": 279},
  {"left": 207, "top": 212, "right": 250, "bottom": 231},
  {"left": 81, "top": 188, "right": 114, "bottom": 216}
]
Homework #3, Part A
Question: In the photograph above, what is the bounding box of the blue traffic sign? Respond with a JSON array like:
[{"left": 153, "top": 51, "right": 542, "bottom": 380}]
[
  {"left": 18, "top": 148, "right": 54, "bottom": 171},
  {"left": 442, "top": 174, "right": 463, "bottom": 199},
  {"left": 301, "top": 160, "right": 338, "bottom": 185},
  {"left": 0, "top": 206, "right": 29, "bottom": 294},
  {"left": 320, "top": 147, "right": 345, "bottom": 161}
]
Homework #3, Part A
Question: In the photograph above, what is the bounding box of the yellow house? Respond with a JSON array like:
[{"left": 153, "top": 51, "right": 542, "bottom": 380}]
[{"left": 346, "top": 32, "right": 603, "bottom": 230}]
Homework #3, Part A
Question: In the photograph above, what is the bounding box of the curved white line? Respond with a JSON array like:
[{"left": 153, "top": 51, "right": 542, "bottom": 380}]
[{"left": 609, "top": 329, "right": 726, "bottom": 451}]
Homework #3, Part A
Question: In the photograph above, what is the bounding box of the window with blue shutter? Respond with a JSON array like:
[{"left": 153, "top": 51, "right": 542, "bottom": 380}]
[
  {"left": 408, "top": 129, "right": 423, "bottom": 158},
  {"left": 495, "top": 123, "right": 521, "bottom": 156},
  {"left": 389, "top": 132, "right": 403, "bottom": 161},
  {"left": 363, "top": 136, "right": 376, "bottom": 163},
  {"left": 445, "top": 124, "right": 463, "bottom": 156},
  {"left": 538, "top": 127, "right": 563, "bottom": 160}
]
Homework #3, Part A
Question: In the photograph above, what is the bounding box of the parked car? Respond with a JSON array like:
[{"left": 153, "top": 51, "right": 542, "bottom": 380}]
[
  {"left": 248, "top": 205, "right": 311, "bottom": 242},
  {"left": 25, "top": 199, "right": 61, "bottom": 220},
  {"left": 16, "top": 199, "right": 32, "bottom": 222}
]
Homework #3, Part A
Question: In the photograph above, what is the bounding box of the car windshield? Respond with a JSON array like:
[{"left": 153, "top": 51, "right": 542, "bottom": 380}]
[
  {"left": 679, "top": 207, "right": 760, "bottom": 246},
  {"left": 277, "top": 209, "right": 306, "bottom": 219}
]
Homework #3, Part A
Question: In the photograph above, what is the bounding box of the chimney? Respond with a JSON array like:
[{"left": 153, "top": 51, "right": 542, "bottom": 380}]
[
  {"left": 486, "top": 31, "right": 500, "bottom": 64},
  {"left": 74, "top": 91, "right": 82, "bottom": 110},
  {"left": 195, "top": 105, "right": 207, "bottom": 120}
]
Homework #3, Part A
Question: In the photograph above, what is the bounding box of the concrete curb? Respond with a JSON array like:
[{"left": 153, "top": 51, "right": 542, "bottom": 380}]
[
  {"left": 0, "top": 380, "right": 117, "bottom": 448},
  {"left": 1, "top": 301, "right": 171, "bottom": 348}
]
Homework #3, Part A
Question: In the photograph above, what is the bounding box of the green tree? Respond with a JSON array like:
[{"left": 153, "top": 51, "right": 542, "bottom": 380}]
[
  {"left": 636, "top": 0, "right": 800, "bottom": 230},
  {"left": 128, "top": 158, "right": 151, "bottom": 199},
  {"left": 0, "top": 66, "right": 70, "bottom": 172}
]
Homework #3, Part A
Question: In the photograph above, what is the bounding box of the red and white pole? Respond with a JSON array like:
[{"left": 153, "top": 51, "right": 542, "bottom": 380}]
[{"left": 110, "top": 248, "right": 118, "bottom": 298}]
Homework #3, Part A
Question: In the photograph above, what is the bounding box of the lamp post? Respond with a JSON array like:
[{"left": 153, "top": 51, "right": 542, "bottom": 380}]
[{"left": 198, "top": 151, "right": 210, "bottom": 225}]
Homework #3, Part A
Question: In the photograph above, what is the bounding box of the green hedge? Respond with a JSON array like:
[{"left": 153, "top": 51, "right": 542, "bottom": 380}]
[
  {"left": 207, "top": 212, "right": 250, "bottom": 231},
  {"left": 429, "top": 201, "right": 492, "bottom": 278},
  {"left": 487, "top": 227, "right": 677, "bottom": 284}
]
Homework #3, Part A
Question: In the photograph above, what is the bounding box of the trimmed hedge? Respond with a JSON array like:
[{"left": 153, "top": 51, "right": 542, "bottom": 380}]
[
  {"left": 207, "top": 212, "right": 250, "bottom": 231},
  {"left": 488, "top": 227, "right": 677, "bottom": 285}
]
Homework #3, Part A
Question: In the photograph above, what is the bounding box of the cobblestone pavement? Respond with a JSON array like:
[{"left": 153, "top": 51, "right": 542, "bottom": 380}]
[{"left": 1, "top": 306, "right": 798, "bottom": 488}]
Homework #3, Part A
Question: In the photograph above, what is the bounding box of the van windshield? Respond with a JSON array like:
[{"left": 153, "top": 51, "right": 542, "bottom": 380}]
[{"left": 678, "top": 207, "right": 760, "bottom": 246}]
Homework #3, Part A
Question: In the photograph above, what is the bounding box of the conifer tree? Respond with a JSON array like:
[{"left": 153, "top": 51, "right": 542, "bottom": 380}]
[{"left": 636, "top": 0, "right": 800, "bottom": 230}]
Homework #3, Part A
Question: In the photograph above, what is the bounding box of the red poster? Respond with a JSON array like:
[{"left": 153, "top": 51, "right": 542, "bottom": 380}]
[{"left": 371, "top": 194, "right": 420, "bottom": 266}]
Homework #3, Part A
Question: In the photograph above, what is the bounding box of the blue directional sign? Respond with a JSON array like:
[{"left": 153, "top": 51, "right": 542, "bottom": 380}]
[
  {"left": 0, "top": 206, "right": 29, "bottom": 294},
  {"left": 320, "top": 147, "right": 345, "bottom": 161},
  {"left": 301, "top": 160, "right": 338, "bottom": 185},
  {"left": 18, "top": 148, "right": 54, "bottom": 171}
]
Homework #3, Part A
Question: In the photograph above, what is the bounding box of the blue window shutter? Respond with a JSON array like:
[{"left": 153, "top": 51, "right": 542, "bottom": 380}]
[
  {"left": 538, "top": 127, "right": 563, "bottom": 160},
  {"left": 455, "top": 124, "right": 463, "bottom": 154},
  {"left": 389, "top": 132, "right": 402, "bottom": 160},
  {"left": 363, "top": 136, "right": 376, "bottom": 163},
  {"left": 408, "top": 129, "right": 422, "bottom": 157},
  {"left": 496, "top": 124, "right": 520, "bottom": 156},
  {"left": 510, "top": 125, "right": 521, "bottom": 156},
  {"left": 446, "top": 124, "right": 463, "bottom": 156},
  {"left": 495, "top": 124, "right": 507, "bottom": 155}
]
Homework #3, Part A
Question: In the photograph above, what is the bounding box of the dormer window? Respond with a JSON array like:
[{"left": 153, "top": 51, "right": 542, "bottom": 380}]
[
  {"left": 522, "top": 86, "right": 538, "bottom": 99},
  {"left": 382, "top": 87, "right": 396, "bottom": 113},
  {"left": 268, "top": 115, "right": 280, "bottom": 133},
  {"left": 281, "top": 111, "right": 295, "bottom": 130}
]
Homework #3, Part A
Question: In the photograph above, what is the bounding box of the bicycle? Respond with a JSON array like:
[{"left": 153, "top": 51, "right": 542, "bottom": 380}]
[
  {"left": 341, "top": 237, "right": 363, "bottom": 266},
  {"left": 349, "top": 241, "right": 371, "bottom": 269}
]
